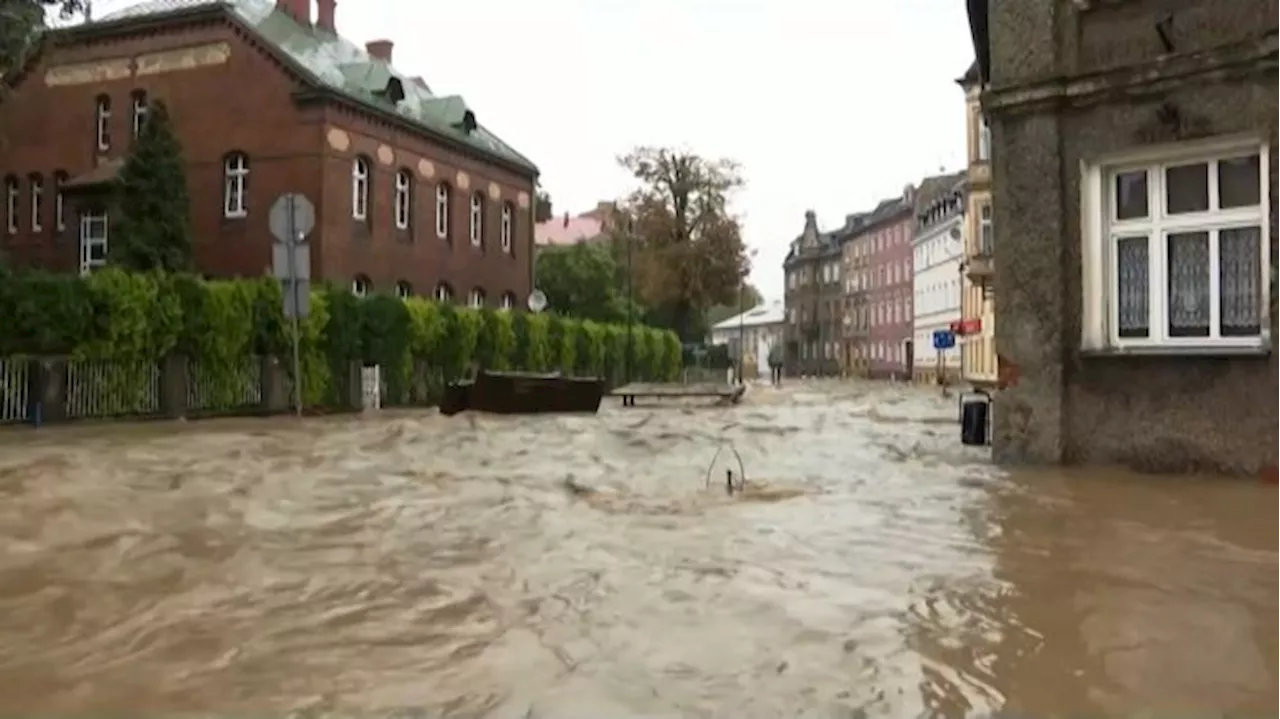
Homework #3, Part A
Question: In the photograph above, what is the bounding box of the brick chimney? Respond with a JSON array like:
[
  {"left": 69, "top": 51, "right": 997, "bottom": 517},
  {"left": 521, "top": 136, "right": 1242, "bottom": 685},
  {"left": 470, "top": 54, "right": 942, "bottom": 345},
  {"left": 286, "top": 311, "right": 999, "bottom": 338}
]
[
  {"left": 275, "top": 0, "right": 310, "bottom": 25},
  {"left": 315, "top": 0, "right": 336, "bottom": 32},
  {"left": 365, "top": 39, "right": 393, "bottom": 63}
]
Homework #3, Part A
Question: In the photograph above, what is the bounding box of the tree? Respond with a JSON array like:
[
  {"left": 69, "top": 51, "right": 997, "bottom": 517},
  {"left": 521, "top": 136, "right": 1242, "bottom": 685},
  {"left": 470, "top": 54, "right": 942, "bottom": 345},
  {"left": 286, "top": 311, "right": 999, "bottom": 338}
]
[
  {"left": 534, "top": 189, "right": 553, "bottom": 223},
  {"left": 705, "top": 282, "right": 764, "bottom": 326},
  {"left": 534, "top": 241, "right": 638, "bottom": 324},
  {"left": 616, "top": 146, "right": 750, "bottom": 340},
  {"left": 1, "top": 1, "right": 83, "bottom": 88},
  {"left": 111, "top": 100, "right": 193, "bottom": 272}
]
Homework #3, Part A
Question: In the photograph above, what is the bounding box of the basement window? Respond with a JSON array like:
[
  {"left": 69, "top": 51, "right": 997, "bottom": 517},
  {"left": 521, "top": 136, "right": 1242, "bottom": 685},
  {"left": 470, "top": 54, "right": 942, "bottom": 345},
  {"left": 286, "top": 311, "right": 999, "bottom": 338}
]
[{"left": 1080, "top": 136, "right": 1271, "bottom": 354}]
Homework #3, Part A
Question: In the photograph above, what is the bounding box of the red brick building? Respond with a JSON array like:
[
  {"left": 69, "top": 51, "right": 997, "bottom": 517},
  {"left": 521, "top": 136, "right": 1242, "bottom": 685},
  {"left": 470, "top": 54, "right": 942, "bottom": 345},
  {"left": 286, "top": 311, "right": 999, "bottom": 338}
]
[{"left": 0, "top": 0, "right": 539, "bottom": 310}]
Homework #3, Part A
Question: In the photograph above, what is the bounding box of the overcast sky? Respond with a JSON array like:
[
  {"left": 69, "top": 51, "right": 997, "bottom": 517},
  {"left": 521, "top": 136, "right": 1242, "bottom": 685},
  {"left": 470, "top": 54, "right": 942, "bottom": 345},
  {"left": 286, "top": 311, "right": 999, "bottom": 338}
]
[{"left": 86, "top": 0, "right": 975, "bottom": 301}]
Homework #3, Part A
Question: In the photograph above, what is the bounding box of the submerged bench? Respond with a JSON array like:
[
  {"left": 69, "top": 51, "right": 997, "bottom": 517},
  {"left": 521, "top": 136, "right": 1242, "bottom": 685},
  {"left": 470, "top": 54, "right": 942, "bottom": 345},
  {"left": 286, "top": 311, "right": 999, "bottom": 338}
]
[{"left": 610, "top": 382, "right": 746, "bottom": 407}]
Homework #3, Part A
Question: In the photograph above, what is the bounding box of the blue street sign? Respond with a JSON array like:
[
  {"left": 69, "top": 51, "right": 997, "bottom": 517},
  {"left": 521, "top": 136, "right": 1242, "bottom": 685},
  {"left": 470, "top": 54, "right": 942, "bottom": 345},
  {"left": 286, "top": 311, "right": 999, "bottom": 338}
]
[{"left": 932, "top": 329, "right": 956, "bottom": 350}]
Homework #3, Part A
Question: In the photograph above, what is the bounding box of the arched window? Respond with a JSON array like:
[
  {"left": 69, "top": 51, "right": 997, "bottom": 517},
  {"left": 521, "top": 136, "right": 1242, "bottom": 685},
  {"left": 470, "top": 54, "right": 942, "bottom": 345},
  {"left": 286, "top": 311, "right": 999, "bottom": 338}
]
[
  {"left": 394, "top": 169, "right": 412, "bottom": 230},
  {"left": 395, "top": 280, "right": 412, "bottom": 299},
  {"left": 499, "top": 291, "right": 517, "bottom": 310},
  {"left": 434, "top": 282, "right": 453, "bottom": 303},
  {"left": 468, "top": 191, "right": 483, "bottom": 246},
  {"left": 468, "top": 287, "right": 485, "bottom": 309},
  {"left": 131, "top": 90, "right": 148, "bottom": 138},
  {"left": 4, "top": 176, "right": 17, "bottom": 234},
  {"left": 500, "top": 201, "right": 513, "bottom": 253},
  {"left": 28, "top": 174, "right": 43, "bottom": 232},
  {"left": 352, "top": 157, "right": 370, "bottom": 220},
  {"left": 95, "top": 95, "right": 111, "bottom": 151},
  {"left": 351, "top": 274, "right": 371, "bottom": 297},
  {"left": 53, "top": 171, "right": 68, "bottom": 231},
  {"left": 223, "top": 152, "right": 249, "bottom": 218},
  {"left": 434, "top": 182, "right": 450, "bottom": 239}
]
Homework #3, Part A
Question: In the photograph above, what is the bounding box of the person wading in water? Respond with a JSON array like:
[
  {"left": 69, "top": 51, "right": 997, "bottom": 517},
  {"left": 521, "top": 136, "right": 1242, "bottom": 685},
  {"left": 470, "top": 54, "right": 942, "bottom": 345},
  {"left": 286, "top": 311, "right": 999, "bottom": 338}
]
[{"left": 767, "top": 342, "right": 784, "bottom": 387}]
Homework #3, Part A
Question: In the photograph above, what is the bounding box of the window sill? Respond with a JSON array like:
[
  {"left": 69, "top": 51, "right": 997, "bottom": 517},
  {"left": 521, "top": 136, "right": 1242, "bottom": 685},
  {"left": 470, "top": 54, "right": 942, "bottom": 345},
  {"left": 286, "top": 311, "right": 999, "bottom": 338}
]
[{"left": 1080, "top": 341, "right": 1272, "bottom": 358}]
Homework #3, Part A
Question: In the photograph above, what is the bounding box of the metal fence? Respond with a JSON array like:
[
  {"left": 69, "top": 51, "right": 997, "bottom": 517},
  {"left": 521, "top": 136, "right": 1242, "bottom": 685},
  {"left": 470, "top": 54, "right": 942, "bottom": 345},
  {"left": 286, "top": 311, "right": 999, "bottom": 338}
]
[
  {"left": 187, "top": 357, "right": 263, "bottom": 412},
  {"left": 0, "top": 358, "right": 29, "bottom": 424},
  {"left": 65, "top": 359, "right": 162, "bottom": 419}
]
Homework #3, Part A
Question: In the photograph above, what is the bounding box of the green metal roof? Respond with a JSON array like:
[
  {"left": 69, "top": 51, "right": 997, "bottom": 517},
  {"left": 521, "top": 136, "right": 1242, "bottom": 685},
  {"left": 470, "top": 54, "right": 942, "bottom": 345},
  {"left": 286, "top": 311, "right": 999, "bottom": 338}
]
[{"left": 96, "top": 0, "right": 537, "bottom": 175}]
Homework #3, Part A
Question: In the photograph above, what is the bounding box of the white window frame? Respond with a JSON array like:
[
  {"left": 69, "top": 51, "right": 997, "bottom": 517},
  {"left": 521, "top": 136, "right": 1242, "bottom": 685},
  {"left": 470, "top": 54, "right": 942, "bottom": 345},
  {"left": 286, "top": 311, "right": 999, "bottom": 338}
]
[
  {"left": 499, "top": 292, "right": 515, "bottom": 310},
  {"left": 500, "top": 202, "right": 513, "bottom": 252},
  {"left": 352, "top": 158, "right": 369, "bottom": 221},
  {"left": 131, "top": 91, "right": 148, "bottom": 138},
  {"left": 79, "top": 210, "right": 109, "bottom": 276},
  {"left": 54, "top": 173, "right": 65, "bottom": 231},
  {"left": 223, "top": 153, "right": 249, "bottom": 218},
  {"left": 395, "top": 281, "right": 412, "bottom": 299},
  {"left": 95, "top": 96, "right": 111, "bottom": 152},
  {"left": 469, "top": 192, "right": 483, "bottom": 246},
  {"left": 977, "top": 113, "right": 991, "bottom": 162},
  {"left": 4, "top": 178, "right": 17, "bottom": 234},
  {"left": 978, "top": 201, "right": 993, "bottom": 254},
  {"left": 29, "top": 176, "right": 42, "bottom": 231},
  {"left": 1080, "top": 136, "right": 1271, "bottom": 354},
  {"left": 394, "top": 170, "right": 411, "bottom": 230},
  {"left": 435, "top": 283, "right": 452, "bottom": 302},
  {"left": 468, "top": 287, "right": 485, "bottom": 308},
  {"left": 351, "top": 276, "right": 370, "bottom": 297},
  {"left": 435, "top": 184, "right": 450, "bottom": 238}
]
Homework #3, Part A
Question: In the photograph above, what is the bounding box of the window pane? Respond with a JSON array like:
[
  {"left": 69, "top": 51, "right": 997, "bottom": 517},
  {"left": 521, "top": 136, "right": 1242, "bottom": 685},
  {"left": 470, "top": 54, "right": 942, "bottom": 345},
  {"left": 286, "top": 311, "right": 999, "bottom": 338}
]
[
  {"left": 1165, "top": 163, "right": 1209, "bottom": 214},
  {"left": 1218, "top": 155, "right": 1260, "bottom": 209},
  {"left": 1116, "top": 236, "right": 1150, "bottom": 338},
  {"left": 1114, "top": 171, "right": 1148, "bottom": 220},
  {"left": 1166, "top": 231, "right": 1210, "bottom": 337},
  {"left": 1219, "top": 226, "right": 1262, "bottom": 336}
]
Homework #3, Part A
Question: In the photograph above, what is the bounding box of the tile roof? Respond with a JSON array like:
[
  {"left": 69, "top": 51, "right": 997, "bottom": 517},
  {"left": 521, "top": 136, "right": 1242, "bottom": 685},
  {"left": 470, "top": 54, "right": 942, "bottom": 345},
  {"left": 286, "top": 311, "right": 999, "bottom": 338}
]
[
  {"left": 535, "top": 215, "right": 604, "bottom": 247},
  {"left": 96, "top": 0, "right": 536, "bottom": 174}
]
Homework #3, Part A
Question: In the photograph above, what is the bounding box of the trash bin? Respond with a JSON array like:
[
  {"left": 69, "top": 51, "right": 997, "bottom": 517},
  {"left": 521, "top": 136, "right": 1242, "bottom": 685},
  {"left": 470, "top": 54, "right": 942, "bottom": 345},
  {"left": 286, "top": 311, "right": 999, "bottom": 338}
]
[{"left": 960, "top": 397, "right": 989, "bottom": 446}]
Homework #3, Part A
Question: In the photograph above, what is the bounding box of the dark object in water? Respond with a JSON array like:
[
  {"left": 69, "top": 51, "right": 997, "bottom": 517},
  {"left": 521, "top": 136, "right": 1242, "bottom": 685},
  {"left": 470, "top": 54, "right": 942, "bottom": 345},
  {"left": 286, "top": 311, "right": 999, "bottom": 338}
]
[
  {"left": 439, "top": 370, "right": 605, "bottom": 417},
  {"left": 960, "top": 395, "right": 990, "bottom": 446}
]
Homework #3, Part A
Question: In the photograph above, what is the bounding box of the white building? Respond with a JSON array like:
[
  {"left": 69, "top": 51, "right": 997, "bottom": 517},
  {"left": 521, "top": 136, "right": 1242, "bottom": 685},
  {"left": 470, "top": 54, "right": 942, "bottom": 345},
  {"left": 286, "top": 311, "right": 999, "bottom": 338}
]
[
  {"left": 911, "top": 180, "right": 967, "bottom": 384},
  {"left": 709, "top": 301, "right": 786, "bottom": 380}
]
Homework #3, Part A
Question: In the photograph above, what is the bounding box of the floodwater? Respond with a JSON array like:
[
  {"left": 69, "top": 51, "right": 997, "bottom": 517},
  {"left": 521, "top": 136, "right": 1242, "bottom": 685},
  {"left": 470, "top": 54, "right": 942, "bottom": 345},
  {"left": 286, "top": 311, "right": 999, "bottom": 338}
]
[{"left": 0, "top": 381, "right": 1274, "bottom": 718}]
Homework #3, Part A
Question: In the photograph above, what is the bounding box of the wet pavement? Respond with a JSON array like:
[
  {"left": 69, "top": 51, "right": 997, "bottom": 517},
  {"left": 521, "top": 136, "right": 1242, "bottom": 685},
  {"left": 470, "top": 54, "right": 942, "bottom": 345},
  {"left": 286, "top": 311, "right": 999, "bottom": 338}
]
[{"left": 0, "top": 380, "right": 1274, "bottom": 718}]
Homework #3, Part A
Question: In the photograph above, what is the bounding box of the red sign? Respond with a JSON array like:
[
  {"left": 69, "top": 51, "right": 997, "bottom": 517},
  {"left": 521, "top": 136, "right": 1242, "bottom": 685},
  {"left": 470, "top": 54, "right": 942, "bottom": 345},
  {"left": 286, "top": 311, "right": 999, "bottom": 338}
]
[{"left": 949, "top": 318, "right": 983, "bottom": 336}]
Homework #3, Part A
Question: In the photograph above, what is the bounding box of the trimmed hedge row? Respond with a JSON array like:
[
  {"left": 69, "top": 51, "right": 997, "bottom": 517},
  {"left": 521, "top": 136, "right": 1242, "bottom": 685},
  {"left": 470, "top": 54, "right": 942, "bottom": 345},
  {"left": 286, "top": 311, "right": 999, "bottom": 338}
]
[{"left": 0, "top": 268, "right": 681, "bottom": 408}]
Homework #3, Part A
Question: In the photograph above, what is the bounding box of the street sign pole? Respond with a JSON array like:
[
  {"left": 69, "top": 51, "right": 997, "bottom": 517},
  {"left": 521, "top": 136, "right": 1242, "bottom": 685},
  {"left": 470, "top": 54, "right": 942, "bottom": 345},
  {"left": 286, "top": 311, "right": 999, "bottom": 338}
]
[
  {"left": 287, "top": 195, "right": 302, "bottom": 418},
  {"left": 269, "top": 192, "right": 316, "bottom": 420}
]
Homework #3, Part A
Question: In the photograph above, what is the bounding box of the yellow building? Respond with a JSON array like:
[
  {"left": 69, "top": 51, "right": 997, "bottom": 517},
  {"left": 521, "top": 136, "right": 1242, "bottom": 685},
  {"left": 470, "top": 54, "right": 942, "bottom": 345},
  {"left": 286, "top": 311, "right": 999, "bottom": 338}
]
[{"left": 958, "top": 63, "right": 997, "bottom": 388}]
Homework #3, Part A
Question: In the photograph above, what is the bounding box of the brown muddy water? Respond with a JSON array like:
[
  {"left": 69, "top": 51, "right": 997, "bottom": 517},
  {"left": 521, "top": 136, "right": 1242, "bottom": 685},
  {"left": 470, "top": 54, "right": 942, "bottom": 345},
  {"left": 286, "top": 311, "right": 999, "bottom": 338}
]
[{"left": 0, "top": 380, "right": 1274, "bottom": 718}]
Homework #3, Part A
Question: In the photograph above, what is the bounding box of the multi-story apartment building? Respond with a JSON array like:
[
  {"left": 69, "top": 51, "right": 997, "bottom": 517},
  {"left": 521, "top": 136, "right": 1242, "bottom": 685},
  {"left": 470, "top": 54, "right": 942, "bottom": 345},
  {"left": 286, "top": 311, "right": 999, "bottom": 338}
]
[
  {"left": 0, "top": 0, "right": 538, "bottom": 309},
  {"left": 958, "top": 62, "right": 997, "bottom": 386},
  {"left": 911, "top": 176, "right": 966, "bottom": 384},
  {"left": 859, "top": 189, "right": 916, "bottom": 379},
  {"left": 782, "top": 210, "right": 842, "bottom": 376},
  {"left": 840, "top": 213, "right": 870, "bottom": 376}
]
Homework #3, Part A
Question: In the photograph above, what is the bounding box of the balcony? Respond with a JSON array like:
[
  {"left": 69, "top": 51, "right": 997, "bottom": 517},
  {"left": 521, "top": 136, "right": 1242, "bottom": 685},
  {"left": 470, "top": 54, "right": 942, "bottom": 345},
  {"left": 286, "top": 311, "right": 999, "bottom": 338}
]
[{"left": 965, "top": 251, "right": 994, "bottom": 285}]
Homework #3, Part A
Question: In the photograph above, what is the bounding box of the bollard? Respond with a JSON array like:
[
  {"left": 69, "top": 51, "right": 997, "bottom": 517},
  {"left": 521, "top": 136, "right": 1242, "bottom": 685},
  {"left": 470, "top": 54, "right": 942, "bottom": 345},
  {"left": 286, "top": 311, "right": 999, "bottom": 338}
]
[{"left": 960, "top": 396, "right": 989, "bottom": 446}]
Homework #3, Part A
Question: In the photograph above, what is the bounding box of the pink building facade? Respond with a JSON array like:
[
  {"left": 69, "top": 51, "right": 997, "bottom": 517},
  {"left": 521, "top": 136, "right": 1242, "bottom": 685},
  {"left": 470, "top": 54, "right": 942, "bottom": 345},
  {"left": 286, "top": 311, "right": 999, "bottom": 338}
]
[{"left": 860, "top": 190, "right": 916, "bottom": 379}]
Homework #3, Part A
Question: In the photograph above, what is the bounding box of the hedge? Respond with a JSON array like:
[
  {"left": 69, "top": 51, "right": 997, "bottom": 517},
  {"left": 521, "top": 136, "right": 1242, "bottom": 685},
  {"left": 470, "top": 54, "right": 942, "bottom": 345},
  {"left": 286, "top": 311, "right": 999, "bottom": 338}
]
[{"left": 0, "top": 268, "right": 681, "bottom": 410}]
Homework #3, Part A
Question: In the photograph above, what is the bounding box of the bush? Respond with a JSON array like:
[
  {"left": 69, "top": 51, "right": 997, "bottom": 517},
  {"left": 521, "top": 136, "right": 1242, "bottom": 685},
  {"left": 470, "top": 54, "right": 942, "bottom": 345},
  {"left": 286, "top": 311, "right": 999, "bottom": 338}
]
[{"left": 0, "top": 270, "right": 683, "bottom": 409}]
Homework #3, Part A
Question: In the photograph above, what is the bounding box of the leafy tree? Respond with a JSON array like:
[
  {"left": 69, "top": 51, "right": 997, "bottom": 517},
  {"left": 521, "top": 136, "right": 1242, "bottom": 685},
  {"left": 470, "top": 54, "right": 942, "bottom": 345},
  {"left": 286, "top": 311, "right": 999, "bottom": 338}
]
[
  {"left": 1, "top": 1, "right": 84, "bottom": 95},
  {"left": 706, "top": 282, "right": 764, "bottom": 325},
  {"left": 534, "top": 241, "right": 638, "bottom": 324},
  {"left": 111, "top": 100, "right": 193, "bottom": 272},
  {"left": 534, "top": 189, "right": 553, "bottom": 223},
  {"left": 616, "top": 146, "right": 750, "bottom": 340}
]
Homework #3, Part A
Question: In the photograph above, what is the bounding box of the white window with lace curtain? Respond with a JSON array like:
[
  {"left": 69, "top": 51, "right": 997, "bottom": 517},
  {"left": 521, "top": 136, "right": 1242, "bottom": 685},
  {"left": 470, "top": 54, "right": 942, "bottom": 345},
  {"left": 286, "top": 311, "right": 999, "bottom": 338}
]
[{"left": 1080, "top": 137, "right": 1271, "bottom": 352}]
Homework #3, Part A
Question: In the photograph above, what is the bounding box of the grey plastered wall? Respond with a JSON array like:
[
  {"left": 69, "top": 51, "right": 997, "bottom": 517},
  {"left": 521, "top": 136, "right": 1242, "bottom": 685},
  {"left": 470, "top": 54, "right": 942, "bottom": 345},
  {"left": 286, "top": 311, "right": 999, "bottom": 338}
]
[{"left": 984, "top": 0, "right": 1279, "bottom": 474}]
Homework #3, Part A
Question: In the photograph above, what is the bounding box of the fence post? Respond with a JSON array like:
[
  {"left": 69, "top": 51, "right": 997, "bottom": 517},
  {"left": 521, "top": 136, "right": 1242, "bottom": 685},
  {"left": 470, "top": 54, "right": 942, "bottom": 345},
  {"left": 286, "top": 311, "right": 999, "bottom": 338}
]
[
  {"left": 27, "top": 357, "right": 68, "bottom": 425},
  {"left": 159, "top": 355, "right": 189, "bottom": 419},
  {"left": 260, "top": 355, "right": 291, "bottom": 414}
]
